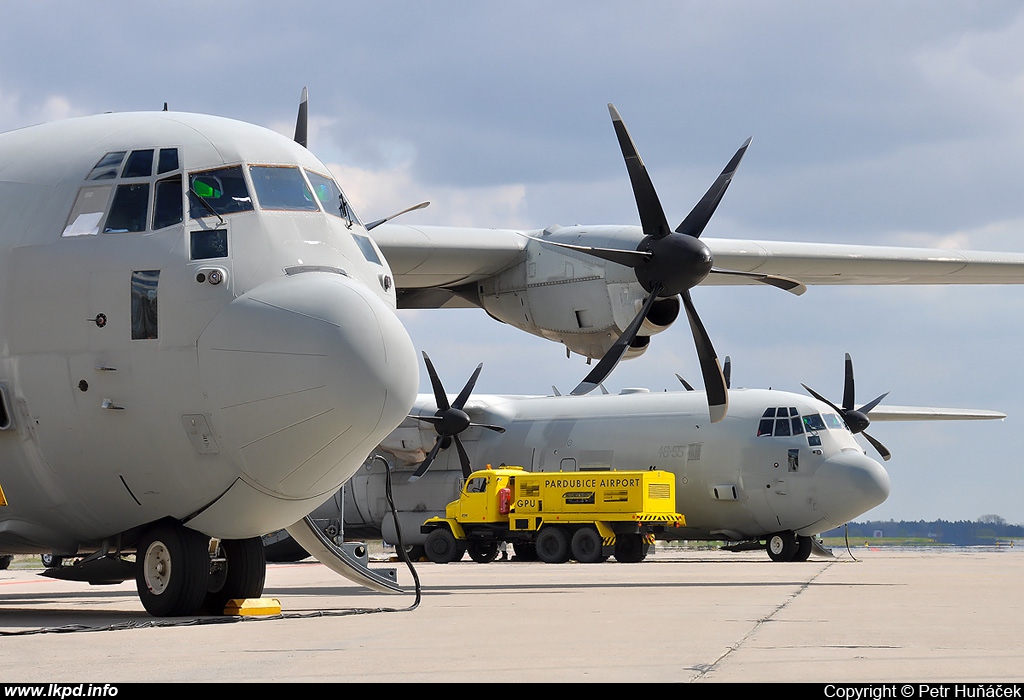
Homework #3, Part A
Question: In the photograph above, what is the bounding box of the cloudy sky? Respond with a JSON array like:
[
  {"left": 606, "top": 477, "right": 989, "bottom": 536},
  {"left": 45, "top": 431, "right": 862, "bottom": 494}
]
[{"left": 4, "top": 2, "right": 1024, "bottom": 525}]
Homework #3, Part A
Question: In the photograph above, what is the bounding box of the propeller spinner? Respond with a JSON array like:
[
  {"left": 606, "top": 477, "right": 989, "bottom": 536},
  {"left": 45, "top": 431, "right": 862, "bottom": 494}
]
[
  {"left": 408, "top": 352, "right": 506, "bottom": 482},
  {"left": 802, "top": 353, "right": 891, "bottom": 461}
]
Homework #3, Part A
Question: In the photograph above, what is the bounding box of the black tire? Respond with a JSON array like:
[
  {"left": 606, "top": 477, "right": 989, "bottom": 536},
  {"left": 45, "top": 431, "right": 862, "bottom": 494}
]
[
  {"left": 204, "top": 537, "right": 267, "bottom": 614},
  {"left": 136, "top": 523, "right": 211, "bottom": 617},
  {"left": 613, "top": 533, "right": 649, "bottom": 563},
  {"left": 571, "top": 527, "right": 604, "bottom": 563},
  {"left": 767, "top": 531, "right": 798, "bottom": 562},
  {"left": 793, "top": 535, "right": 813, "bottom": 562},
  {"left": 424, "top": 528, "right": 461, "bottom": 563},
  {"left": 535, "top": 527, "right": 570, "bottom": 563},
  {"left": 0, "top": 555, "right": 11, "bottom": 570},
  {"left": 40, "top": 553, "right": 63, "bottom": 569},
  {"left": 402, "top": 544, "right": 427, "bottom": 562},
  {"left": 467, "top": 540, "right": 499, "bottom": 564},
  {"left": 512, "top": 542, "right": 538, "bottom": 561}
]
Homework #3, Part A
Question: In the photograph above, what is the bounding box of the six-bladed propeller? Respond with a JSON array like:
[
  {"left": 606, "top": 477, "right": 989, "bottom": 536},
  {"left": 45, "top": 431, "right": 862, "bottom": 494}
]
[
  {"left": 565, "top": 105, "right": 806, "bottom": 422},
  {"left": 802, "top": 353, "right": 891, "bottom": 461},
  {"left": 407, "top": 352, "right": 506, "bottom": 482}
]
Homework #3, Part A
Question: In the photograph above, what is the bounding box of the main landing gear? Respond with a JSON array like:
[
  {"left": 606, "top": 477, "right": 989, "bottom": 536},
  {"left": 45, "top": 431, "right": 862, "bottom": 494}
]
[
  {"left": 135, "top": 521, "right": 266, "bottom": 616},
  {"left": 766, "top": 531, "right": 813, "bottom": 562}
]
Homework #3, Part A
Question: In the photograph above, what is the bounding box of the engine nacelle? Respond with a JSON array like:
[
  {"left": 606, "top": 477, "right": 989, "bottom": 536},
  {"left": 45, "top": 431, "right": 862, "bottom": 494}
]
[{"left": 474, "top": 233, "right": 679, "bottom": 359}]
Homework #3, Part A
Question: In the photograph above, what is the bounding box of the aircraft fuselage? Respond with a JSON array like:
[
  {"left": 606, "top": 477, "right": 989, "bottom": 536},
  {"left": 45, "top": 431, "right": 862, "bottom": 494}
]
[
  {"left": 342, "top": 388, "right": 890, "bottom": 547},
  {"left": 0, "top": 112, "right": 419, "bottom": 556}
]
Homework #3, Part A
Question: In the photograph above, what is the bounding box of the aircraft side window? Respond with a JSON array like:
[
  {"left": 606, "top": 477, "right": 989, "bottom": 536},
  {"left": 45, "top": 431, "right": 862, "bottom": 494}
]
[
  {"left": 123, "top": 149, "right": 154, "bottom": 178},
  {"left": 153, "top": 175, "right": 183, "bottom": 230},
  {"left": 104, "top": 183, "right": 150, "bottom": 233},
  {"left": 249, "top": 166, "right": 318, "bottom": 211},
  {"left": 131, "top": 270, "right": 160, "bottom": 340},
  {"left": 352, "top": 233, "right": 383, "bottom": 265},
  {"left": 189, "top": 166, "right": 253, "bottom": 218},
  {"left": 62, "top": 185, "right": 112, "bottom": 237},
  {"left": 87, "top": 151, "right": 126, "bottom": 180}
]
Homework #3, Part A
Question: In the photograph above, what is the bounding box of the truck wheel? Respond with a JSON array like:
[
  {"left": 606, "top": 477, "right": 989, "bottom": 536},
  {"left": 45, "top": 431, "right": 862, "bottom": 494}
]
[
  {"left": 571, "top": 527, "right": 604, "bottom": 563},
  {"left": 613, "top": 533, "right": 648, "bottom": 563},
  {"left": 535, "top": 528, "right": 570, "bottom": 563},
  {"left": 467, "top": 540, "right": 499, "bottom": 564},
  {"left": 0, "top": 555, "right": 11, "bottom": 570},
  {"left": 424, "top": 529, "right": 460, "bottom": 563},
  {"left": 512, "top": 542, "right": 537, "bottom": 561}
]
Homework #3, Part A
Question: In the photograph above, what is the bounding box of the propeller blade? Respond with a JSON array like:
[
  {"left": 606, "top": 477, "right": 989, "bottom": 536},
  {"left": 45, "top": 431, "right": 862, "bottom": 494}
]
[
  {"left": 453, "top": 363, "right": 484, "bottom": 410},
  {"left": 723, "top": 356, "right": 732, "bottom": 390},
  {"left": 675, "top": 374, "right": 695, "bottom": 391},
  {"left": 294, "top": 86, "right": 308, "bottom": 148},
  {"left": 681, "top": 291, "right": 728, "bottom": 422},
  {"left": 709, "top": 268, "right": 807, "bottom": 296},
  {"left": 862, "top": 431, "right": 892, "bottom": 462},
  {"left": 570, "top": 284, "right": 663, "bottom": 396},
  {"left": 858, "top": 392, "right": 890, "bottom": 416},
  {"left": 409, "top": 437, "right": 443, "bottom": 483},
  {"left": 676, "top": 137, "right": 751, "bottom": 238},
  {"left": 801, "top": 383, "right": 844, "bottom": 415},
  {"left": 421, "top": 352, "right": 451, "bottom": 412},
  {"left": 843, "top": 353, "right": 856, "bottom": 411},
  {"left": 471, "top": 422, "right": 507, "bottom": 434},
  {"left": 454, "top": 435, "right": 473, "bottom": 479},
  {"left": 608, "top": 104, "right": 673, "bottom": 240}
]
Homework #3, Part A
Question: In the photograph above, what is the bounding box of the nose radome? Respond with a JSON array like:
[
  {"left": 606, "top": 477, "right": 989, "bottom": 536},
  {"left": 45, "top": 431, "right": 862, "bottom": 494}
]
[
  {"left": 197, "top": 271, "right": 418, "bottom": 500},
  {"left": 814, "top": 450, "right": 891, "bottom": 524}
]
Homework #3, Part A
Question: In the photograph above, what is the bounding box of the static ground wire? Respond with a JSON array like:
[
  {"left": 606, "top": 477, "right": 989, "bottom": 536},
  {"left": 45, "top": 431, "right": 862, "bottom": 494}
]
[{"left": 1, "top": 457, "right": 423, "bottom": 635}]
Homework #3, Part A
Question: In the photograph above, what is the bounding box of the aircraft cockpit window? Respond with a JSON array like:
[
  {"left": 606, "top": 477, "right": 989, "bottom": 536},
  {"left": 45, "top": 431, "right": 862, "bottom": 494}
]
[
  {"left": 153, "top": 176, "right": 183, "bottom": 230},
  {"left": 122, "top": 150, "right": 154, "bottom": 178},
  {"left": 823, "top": 412, "right": 847, "bottom": 431},
  {"left": 104, "top": 183, "right": 150, "bottom": 233},
  {"left": 87, "top": 151, "right": 126, "bottom": 180},
  {"left": 757, "top": 406, "right": 804, "bottom": 437},
  {"left": 157, "top": 148, "right": 179, "bottom": 174},
  {"left": 249, "top": 166, "right": 318, "bottom": 211},
  {"left": 306, "top": 170, "right": 362, "bottom": 226},
  {"left": 189, "top": 166, "right": 253, "bottom": 218}
]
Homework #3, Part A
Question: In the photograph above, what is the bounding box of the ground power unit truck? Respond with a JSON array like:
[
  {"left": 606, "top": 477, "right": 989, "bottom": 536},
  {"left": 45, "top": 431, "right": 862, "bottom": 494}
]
[{"left": 420, "top": 466, "right": 684, "bottom": 564}]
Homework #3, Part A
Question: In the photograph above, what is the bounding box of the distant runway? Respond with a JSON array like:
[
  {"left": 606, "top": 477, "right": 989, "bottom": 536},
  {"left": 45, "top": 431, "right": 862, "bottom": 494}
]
[{"left": 1, "top": 546, "right": 1023, "bottom": 683}]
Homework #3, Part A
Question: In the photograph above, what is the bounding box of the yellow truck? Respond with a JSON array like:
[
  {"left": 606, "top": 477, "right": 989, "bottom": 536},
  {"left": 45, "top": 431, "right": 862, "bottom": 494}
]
[{"left": 420, "top": 466, "right": 684, "bottom": 564}]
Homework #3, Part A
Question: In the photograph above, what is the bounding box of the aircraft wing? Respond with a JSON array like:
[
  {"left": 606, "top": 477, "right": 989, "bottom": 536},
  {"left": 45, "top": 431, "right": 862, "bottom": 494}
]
[
  {"left": 867, "top": 406, "right": 1007, "bottom": 421},
  {"left": 372, "top": 223, "right": 1024, "bottom": 308}
]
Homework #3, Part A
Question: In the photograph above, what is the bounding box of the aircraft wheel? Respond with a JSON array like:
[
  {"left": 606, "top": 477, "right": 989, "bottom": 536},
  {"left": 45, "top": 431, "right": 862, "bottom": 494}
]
[
  {"left": 204, "top": 537, "right": 267, "bottom": 614},
  {"left": 424, "top": 528, "right": 460, "bottom": 563},
  {"left": 0, "top": 555, "right": 11, "bottom": 570},
  {"left": 467, "top": 540, "right": 499, "bottom": 564},
  {"left": 136, "top": 522, "right": 210, "bottom": 617},
  {"left": 41, "top": 553, "right": 63, "bottom": 568},
  {"left": 767, "top": 531, "right": 799, "bottom": 562},
  {"left": 793, "top": 535, "right": 813, "bottom": 562},
  {"left": 535, "top": 527, "right": 570, "bottom": 563},
  {"left": 613, "top": 533, "right": 648, "bottom": 563},
  {"left": 571, "top": 527, "right": 604, "bottom": 563}
]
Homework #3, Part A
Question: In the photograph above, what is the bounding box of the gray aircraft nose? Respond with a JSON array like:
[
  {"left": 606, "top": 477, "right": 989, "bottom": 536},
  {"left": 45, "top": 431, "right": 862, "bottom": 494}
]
[
  {"left": 814, "top": 450, "right": 891, "bottom": 526},
  {"left": 197, "top": 271, "right": 418, "bottom": 502}
]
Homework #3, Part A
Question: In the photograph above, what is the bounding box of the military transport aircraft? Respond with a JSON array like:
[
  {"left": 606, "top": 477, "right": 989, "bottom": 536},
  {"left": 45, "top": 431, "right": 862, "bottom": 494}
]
[
  {"left": 324, "top": 352, "right": 1005, "bottom": 563},
  {"left": 3, "top": 92, "right": 1024, "bottom": 616}
]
